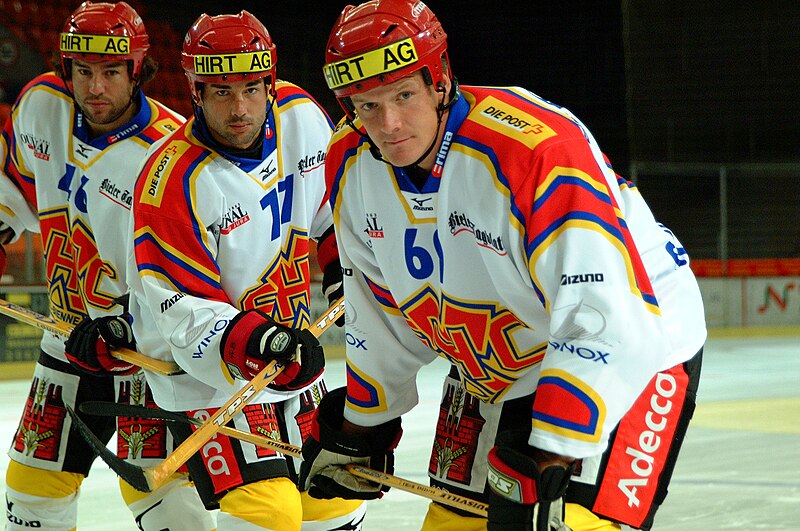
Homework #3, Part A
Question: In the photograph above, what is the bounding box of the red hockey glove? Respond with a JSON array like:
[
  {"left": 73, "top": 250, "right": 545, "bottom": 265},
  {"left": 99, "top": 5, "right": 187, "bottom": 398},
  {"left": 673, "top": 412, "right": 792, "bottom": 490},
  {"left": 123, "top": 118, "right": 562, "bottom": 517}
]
[
  {"left": 220, "top": 309, "right": 324, "bottom": 390},
  {"left": 299, "top": 387, "right": 402, "bottom": 500},
  {"left": 64, "top": 316, "right": 138, "bottom": 375},
  {"left": 487, "top": 430, "right": 575, "bottom": 531}
]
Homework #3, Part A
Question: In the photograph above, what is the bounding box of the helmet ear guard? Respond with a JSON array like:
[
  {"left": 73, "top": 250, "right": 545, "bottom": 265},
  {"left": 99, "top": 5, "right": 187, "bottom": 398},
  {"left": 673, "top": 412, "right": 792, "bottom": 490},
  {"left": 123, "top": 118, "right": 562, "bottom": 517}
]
[
  {"left": 323, "top": 0, "right": 451, "bottom": 120},
  {"left": 181, "top": 10, "right": 277, "bottom": 105},
  {"left": 59, "top": 1, "right": 149, "bottom": 83}
]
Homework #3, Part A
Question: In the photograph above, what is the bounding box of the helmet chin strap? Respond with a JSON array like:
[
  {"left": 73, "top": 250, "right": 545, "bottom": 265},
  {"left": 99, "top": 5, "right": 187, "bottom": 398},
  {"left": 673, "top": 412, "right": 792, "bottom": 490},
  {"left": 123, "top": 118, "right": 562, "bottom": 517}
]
[
  {"left": 350, "top": 77, "right": 461, "bottom": 168},
  {"left": 402, "top": 78, "right": 460, "bottom": 171}
]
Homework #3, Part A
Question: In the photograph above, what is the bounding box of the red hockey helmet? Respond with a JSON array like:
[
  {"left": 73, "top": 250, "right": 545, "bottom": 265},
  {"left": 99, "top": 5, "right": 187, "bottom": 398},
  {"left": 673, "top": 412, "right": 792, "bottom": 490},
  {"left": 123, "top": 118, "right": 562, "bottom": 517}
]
[
  {"left": 59, "top": 1, "right": 149, "bottom": 81},
  {"left": 181, "top": 11, "right": 277, "bottom": 104},
  {"left": 324, "top": 0, "right": 449, "bottom": 117}
]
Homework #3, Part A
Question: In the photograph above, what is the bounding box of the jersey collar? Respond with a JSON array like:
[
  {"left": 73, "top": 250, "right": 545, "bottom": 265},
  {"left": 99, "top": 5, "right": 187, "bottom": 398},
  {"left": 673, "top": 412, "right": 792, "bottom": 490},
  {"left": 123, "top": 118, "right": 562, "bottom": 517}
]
[
  {"left": 191, "top": 106, "right": 277, "bottom": 173},
  {"left": 73, "top": 90, "right": 150, "bottom": 149},
  {"left": 392, "top": 91, "right": 469, "bottom": 194}
]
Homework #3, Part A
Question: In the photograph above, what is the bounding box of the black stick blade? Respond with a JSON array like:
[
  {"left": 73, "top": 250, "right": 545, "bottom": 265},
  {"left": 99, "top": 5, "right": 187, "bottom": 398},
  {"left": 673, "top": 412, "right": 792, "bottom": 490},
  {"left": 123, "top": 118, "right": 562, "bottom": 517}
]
[
  {"left": 79, "top": 401, "right": 200, "bottom": 426},
  {"left": 65, "top": 404, "right": 153, "bottom": 492}
]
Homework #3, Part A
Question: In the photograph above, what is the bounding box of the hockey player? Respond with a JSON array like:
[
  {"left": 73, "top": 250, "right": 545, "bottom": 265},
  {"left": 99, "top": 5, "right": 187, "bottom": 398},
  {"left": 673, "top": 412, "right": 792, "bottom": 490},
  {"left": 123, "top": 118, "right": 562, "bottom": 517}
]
[
  {"left": 126, "top": 10, "right": 364, "bottom": 531},
  {"left": 299, "top": 1, "right": 706, "bottom": 530},
  {"left": 0, "top": 2, "right": 215, "bottom": 530}
]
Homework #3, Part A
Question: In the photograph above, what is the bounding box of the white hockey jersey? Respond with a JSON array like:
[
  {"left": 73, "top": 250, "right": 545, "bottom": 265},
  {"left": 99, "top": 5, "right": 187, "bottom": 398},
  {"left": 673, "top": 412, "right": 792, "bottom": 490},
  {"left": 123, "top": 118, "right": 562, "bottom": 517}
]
[
  {"left": 326, "top": 85, "right": 706, "bottom": 459},
  {"left": 0, "top": 72, "right": 183, "bottom": 362},
  {"left": 128, "top": 81, "right": 334, "bottom": 410}
]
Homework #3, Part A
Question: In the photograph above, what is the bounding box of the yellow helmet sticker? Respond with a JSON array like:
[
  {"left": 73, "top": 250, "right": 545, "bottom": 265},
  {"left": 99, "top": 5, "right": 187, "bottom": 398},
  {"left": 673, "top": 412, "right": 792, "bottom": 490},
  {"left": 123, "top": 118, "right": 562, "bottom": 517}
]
[
  {"left": 324, "top": 38, "right": 418, "bottom": 89},
  {"left": 60, "top": 33, "right": 131, "bottom": 55},
  {"left": 192, "top": 50, "right": 273, "bottom": 75}
]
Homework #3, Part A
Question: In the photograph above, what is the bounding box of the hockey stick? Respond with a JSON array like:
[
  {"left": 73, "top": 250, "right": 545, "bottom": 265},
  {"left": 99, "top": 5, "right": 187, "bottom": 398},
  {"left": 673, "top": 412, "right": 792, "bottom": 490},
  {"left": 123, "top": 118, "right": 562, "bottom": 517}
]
[
  {"left": 80, "top": 400, "right": 489, "bottom": 517},
  {"left": 0, "top": 297, "right": 183, "bottom": 375},
  {"left": 66, "top": 297, "right": 345, "bottom": 493}
]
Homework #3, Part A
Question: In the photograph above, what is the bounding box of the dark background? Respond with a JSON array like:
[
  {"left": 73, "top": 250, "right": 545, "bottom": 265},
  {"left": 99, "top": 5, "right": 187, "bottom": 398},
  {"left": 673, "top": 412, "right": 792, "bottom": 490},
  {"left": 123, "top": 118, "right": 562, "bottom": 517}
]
[
  {"left": 154, "top": 0, "right": 631, "bottom": 166},
  {"left": 148, "top": 0, "right": 800, "bottom": 168},
  {"left": 2, "top": 0, "right": 799, "bottom": 258}
]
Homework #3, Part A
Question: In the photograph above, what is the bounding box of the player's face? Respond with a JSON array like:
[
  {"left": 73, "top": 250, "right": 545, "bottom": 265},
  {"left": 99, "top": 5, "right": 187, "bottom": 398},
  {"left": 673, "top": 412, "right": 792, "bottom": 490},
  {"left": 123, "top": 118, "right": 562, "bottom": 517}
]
[
  {"left": 199, "top": 79, "right": 268, "bottom": 150},
  {"left": 350, "top": 72, "right": 450, "bottom": 170},
  {"left": 71, "top": 59, "right": 137, "bottom": 135}
]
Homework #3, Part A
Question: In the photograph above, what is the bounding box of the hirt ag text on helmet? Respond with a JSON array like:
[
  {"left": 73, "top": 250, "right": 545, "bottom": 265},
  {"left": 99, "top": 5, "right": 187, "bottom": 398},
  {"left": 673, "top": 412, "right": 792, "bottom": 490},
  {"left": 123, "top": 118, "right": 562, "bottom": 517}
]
[{"left": 324, "top": 38, "right": 418, "bottom": 89}]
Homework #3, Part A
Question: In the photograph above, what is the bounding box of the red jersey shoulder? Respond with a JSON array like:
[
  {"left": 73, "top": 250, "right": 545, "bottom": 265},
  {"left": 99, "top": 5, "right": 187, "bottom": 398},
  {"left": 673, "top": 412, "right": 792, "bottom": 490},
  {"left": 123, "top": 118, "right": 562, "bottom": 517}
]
[
  {"left": 15, "top": 72, "right": 70, "bottom": 105},
  {"left": 275, "top": 81, "right": 329, "bottom": 116},
  {"left": 141, "top": 97, "right": 185, "bottom": 142},
  {"left": 460, "top": 86, "right": 587, "bottom": 157},
  {"left": 325, "top": 117, "right": 363, "bottom": 191},
  {"left": 134, "top": 120, "right": 209, "bottom": 211}
]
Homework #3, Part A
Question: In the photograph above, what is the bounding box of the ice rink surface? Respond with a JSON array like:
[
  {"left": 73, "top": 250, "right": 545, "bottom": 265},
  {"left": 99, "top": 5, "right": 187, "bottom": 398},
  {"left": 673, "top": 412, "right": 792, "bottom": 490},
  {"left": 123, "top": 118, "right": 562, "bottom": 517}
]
[{"left": 1, "top": 331, "right": 799, "bottom": 530}]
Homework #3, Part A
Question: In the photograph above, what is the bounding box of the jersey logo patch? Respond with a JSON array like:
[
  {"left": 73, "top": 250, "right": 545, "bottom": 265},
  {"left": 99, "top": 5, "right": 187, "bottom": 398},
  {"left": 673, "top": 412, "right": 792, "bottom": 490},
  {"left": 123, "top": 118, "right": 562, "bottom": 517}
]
[
  {"left": 19, "top": 132, "right": 51, "bottom": 161},
  {"left": 470, "top": 95, "right": 556, "bottom": 149},
  {"left": 365, "top": 213, "right": 385, "bottom": 239},
  {"left": 141, "top": 142, "right": 187, "bottom": 207}
]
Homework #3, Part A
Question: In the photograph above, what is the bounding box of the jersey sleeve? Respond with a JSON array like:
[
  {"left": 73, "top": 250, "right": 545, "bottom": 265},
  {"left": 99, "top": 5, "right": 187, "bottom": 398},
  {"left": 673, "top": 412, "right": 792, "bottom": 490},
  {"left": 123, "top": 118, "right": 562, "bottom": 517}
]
[
  {"left": 0, "top": 86, "right": 42, "bottom": 237},
  {"left": 131, "top": 139, "right": 243, "bottom": 392},
  {"left": 518, "top": 137, "right": 671, "bottom": 458},
  {"left": 328, "top": 130, "right": 439, "bottom": 426},
  {"left": 338, "top": 218, "right": 440, "bottom": 426}
]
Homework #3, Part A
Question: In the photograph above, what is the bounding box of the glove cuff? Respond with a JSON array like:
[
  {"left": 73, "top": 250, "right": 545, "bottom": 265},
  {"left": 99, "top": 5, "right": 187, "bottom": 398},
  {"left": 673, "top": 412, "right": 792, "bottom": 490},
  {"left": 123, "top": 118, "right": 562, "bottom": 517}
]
[
  {"left": 314, "top": 387, "right": 402, "bottom": 455},
  {"left": 488, "top": 430, "right": 573, "bottom": 505},
  {"left": 316, "top": 226, "right": 339, "bottom": 274},
  {"left": 321, "top": 259, "right": 342, "bottom": 298},
  {"left": 99, "top": 316, "right": 135, "bottom": 348}
]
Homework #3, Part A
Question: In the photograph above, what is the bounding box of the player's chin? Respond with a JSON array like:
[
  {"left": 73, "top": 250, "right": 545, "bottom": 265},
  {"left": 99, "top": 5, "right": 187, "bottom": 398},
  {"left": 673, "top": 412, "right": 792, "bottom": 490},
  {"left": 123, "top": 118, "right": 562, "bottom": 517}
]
[
  {"left": 85, "top": 108, "right": 117, "bottom": 126},
  {"left": 226, "top": 128, "right": 258, "bottom": 147},
  {"left": 382, "top": 145, "right": 421, "bottom": 168}
]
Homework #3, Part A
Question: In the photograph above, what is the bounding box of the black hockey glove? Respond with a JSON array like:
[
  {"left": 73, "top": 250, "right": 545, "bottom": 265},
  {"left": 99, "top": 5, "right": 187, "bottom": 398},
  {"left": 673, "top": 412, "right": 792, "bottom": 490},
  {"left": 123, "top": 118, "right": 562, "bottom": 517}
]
[
  {"left": 299, "top": 387, "right": 402, "bottom": 500},
  {"left": 487, "top": 430, "right": 575, "bottom": 531},
  {"left": 220, "top": 309, "right": 324, "bottom": 390},
  {"left": 321, "top": 259, "right": 344, "bottom": 327},
  {"left": 64, "top": 315, "right": 138, "bottom": 375}
]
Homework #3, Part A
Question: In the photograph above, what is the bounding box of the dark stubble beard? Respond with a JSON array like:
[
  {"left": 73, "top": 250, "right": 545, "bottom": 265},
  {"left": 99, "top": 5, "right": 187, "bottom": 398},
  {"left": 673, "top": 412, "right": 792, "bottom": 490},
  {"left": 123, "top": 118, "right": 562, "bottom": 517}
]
[
  {"left": 79, "top": 93, "right": 135, "bottom": 128},
  {"left": 219, "top": 120, "right": 261, "bottom": 149}
]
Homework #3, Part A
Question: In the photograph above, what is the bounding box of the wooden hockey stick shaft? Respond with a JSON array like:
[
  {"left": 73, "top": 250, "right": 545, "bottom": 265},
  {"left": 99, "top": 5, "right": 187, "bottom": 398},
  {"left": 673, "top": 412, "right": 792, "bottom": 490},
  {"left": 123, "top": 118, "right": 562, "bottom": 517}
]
[
  {"left": 0, "top": 297, "right": 182, "bottom": 375},
  {"left": 214, "top": 425, "right": 489, "bottom": 517},
  {"left": 142, "top": 297, "right": 346, "bottom": 491},
  {"left": 78, "top": 400, "right": 489, "bottom": 517},
  {"left": 70, "top": 297, "right": 346, "bottom": 493}
]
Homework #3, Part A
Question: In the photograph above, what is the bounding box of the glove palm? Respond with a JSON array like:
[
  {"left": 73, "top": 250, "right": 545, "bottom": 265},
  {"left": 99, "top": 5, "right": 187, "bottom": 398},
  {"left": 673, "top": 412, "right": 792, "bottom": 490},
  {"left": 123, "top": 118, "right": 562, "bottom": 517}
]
[{"left": 300, "top": 387, "right": 402, "bottom": 500}]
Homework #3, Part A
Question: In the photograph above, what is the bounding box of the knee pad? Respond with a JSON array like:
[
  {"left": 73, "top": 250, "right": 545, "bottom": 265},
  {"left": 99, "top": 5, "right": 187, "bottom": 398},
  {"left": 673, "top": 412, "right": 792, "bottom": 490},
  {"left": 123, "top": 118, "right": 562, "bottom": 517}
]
[
  {"left": 420, "top": 501, "right": 485, "bottom": 531},
  {"left": 300, "top": 492, "right": 366, "bottom": 530},
  {"left": 119, "top": 473, "right": 216, "bottom": 531},
  {"left": 218, "top": 477, "right": 302, "bottom": 531},
  {"left": 5, "top": 461, "right": 84, "bottom": 531}
]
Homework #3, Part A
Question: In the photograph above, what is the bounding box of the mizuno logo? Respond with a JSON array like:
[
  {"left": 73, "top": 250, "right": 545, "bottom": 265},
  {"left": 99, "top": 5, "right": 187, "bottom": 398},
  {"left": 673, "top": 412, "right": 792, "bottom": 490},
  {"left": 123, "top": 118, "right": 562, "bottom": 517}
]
[{"left": 75, "top": 144, "right": 90, "bottom": 158}]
